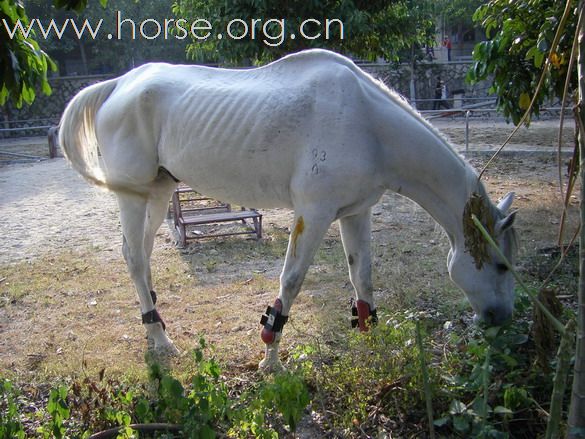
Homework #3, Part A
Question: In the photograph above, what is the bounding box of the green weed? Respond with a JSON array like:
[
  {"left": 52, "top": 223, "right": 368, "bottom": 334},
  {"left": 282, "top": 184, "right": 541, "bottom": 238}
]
[
  {"left": 0, "top": 378, "right": 26, "bottom": 439},
  {"left": 0, "top": 337, "right": 310, "bottom": 438},
  {"left": 287, "top": 289, "right": 562, "bottom": 437}
]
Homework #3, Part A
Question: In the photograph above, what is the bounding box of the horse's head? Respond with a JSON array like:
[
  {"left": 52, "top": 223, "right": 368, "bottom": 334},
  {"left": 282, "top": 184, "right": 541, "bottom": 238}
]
[{"left": 448, "top": 192, "right": 518, "bottom": 326}]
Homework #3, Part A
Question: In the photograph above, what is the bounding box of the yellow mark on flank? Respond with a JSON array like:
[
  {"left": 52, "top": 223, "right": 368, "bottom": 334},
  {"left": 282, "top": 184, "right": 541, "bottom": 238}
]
[{"left": 291, "top": 216, "right": 305, "bottom": 257}]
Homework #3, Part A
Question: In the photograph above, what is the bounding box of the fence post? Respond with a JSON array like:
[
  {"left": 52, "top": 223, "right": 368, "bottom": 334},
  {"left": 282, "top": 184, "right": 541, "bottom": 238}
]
[
  {"left": 465, "top": 110, "right": 471, "bottom": 152},
  {"left": 48, "top": 126, "right": 59, "bottom": 159}
]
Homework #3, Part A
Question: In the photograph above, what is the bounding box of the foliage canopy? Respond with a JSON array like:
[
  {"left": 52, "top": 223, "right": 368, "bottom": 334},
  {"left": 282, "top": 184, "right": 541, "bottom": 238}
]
[
  {"left": 24, "top": 0, "right": 187, "bottom": 75},
  {"left": 1, "top": 0, "right": 106, "bottom": 107},
  {"left": 172, "top": 0, "right": 437, "bottom": 65},
  {"left": 467, "top": 0, "right": 577, "bottom": 124}
]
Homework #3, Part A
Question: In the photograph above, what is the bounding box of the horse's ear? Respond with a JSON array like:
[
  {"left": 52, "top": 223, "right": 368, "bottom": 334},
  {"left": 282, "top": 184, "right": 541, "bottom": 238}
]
[
  {"left": 497, "top": 192, "right": 515, "bottom": 214},
  {"left": 495, "top": 210, "right": 517, "bottom": 236}
]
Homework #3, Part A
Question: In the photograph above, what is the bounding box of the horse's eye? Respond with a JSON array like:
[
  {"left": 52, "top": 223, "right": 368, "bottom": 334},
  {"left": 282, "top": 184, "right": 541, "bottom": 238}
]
[{"left": 496, "top": 263, "right": 509, "bottom": 273}]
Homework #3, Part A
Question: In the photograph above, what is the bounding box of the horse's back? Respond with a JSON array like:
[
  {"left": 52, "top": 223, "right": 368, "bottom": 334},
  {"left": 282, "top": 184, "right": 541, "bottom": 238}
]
[{"left": 102, "top": 49, "right": 366, "bottom": 117}]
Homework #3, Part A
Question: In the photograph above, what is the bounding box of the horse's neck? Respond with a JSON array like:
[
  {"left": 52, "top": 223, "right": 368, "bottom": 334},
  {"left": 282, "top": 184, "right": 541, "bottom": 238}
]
[{"left": 382, "top": 117, "right": 478, "bottom": 246}]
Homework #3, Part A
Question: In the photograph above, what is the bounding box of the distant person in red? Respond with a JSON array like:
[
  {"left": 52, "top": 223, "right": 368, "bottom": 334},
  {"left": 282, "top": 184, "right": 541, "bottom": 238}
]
[{"left": 443, "top": 36, "right": 452, "bottom": 61}]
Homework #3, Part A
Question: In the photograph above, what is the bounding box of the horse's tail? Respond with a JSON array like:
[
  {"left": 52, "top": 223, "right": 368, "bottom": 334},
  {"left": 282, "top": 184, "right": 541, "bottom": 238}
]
[{"left": 59, "top": 78, "right": 118, "bottom": 191}]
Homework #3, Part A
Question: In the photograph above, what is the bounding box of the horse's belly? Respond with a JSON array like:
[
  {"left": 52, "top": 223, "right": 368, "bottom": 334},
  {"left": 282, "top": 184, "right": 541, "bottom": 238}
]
[
  {"left": 170, "top": 152, "right": 295, "bottom": 209},
  {"left": 183, "top": 176, "right": 292, "bottom": 209}
]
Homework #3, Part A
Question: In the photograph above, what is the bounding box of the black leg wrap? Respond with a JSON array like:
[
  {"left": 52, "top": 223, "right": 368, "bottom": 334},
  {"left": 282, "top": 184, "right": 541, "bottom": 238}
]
[
  {"left": 142, "top": 309, "right": 166, "bottom": 331},
  {"left": 260, "top": 305, "right": 289, "bottom": 333},
  {"left": 150, "top": 290, "right": 157, "bottom": 305},
  {"left": 351, "top": 304, "right": 359, "bottom": 328}
]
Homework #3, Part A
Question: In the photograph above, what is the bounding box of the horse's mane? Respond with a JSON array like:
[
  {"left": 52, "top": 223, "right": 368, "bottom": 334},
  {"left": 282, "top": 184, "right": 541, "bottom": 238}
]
[{"left": 368, "top": 73, "right": 467, "bottom": 165}]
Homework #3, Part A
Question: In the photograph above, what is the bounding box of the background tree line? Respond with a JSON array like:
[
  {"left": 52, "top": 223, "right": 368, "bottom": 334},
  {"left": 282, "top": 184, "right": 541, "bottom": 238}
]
[
  {"left": 23, "top": 0, "right": 188, "bottom": 75},
  {"left": 25, "top": 0, "right": 484, "bottom": 70},
  {"left": 1, "top": 0, "right": 483, "bottom": 107}
]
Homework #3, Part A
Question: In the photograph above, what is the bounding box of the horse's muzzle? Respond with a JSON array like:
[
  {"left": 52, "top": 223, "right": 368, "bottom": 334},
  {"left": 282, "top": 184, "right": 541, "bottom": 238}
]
[{"left": 475, "top": 305, "right": 513, "bottom": 327}]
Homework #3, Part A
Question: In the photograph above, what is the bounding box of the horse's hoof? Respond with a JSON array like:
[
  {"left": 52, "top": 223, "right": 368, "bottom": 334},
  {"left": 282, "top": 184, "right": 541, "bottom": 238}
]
[
  {"left": 157, "top": 342, "right": 180, "bottom": 357},
  {"left": 148, "top": 337, "right": 181, "bottom": 358},
  {"left": 258, "top": 357, "right": 285, "bottom": 374}
]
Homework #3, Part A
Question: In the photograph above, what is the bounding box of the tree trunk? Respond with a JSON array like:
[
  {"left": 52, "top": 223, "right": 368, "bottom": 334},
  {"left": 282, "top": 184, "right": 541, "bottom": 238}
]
[
  {"left": 568, "top": 1, "right": 585, "bottom": 437},
  {"left": 77, "top": 40, "right": 89, "bottom": 76},
  {"left": 410, "top": 44, "right": 417, "bottom": 109}
]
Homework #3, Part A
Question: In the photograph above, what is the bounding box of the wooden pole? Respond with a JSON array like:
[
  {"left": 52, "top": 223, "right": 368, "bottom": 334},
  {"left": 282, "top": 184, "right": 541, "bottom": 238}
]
[{"left": 568, "top": 1, "right": 585, "bottom": 436}]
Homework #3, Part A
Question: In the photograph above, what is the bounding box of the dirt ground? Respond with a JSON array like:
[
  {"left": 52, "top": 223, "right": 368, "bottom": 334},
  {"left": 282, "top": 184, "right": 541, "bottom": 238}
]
[{"left": 0, "top": 117, "right": 580, "bottom": 385}]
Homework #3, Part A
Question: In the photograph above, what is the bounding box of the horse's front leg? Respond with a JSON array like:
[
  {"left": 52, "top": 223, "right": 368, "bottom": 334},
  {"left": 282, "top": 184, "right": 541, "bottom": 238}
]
[
  {"left": 117, "top": 193, "right": 179, "bottom": 356},
  {"left": 259, "top": 208, "right": 333, "bottom": 372},
  {"left": 339, "top": 209, "right": 377, "bottom": 331}
]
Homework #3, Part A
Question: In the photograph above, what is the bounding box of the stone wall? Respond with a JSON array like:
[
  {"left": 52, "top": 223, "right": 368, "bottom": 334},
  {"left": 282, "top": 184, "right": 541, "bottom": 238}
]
[
  {"left": 1, "top": 61, "right": 487, "bottom": 138},
  {"left": 0, "top": 74, "right": 111, "bottom": 139},
  {"left": 361, "top": 61, "right": 490, "bottom": 110}
]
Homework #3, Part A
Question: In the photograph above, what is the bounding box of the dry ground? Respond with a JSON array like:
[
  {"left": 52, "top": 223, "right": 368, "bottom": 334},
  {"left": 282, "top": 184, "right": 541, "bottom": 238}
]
[{"left": 0, "top": 118, "right": 580, "bottom": 385}]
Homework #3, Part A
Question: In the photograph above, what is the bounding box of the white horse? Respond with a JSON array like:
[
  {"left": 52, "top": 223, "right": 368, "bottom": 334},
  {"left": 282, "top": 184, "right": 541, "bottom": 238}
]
[{"left": 59, "top": 49, "right": 517, "bottom": 371}]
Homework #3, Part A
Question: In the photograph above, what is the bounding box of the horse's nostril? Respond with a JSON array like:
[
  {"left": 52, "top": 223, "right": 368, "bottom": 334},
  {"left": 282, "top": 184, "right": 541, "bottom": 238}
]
[
  {"left": 483, "top": 306, "right": 511, "bottom": 326},
  {"left": 483, "top": 308, "right": 496, "bottom": 326}
]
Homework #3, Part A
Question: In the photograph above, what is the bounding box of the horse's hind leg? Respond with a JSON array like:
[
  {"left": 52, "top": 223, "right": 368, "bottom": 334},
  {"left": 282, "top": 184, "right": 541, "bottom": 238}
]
[
  {"left": 117, "top": 192, "right": 178, "bottom": 356},
  {"left": 144, "top": 180, "right": 178, "bottom": 291},
  {"left": 260, "top": 206, "right": 334, "bottom": 372},
  {"left": 339, "top": 209, "right": 377, "bottom": 331}
]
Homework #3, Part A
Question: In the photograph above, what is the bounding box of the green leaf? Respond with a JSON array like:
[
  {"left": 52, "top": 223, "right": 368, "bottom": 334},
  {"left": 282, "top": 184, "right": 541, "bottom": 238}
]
[
  {"left": 433, "top": 417, "right": 450, "bottom": 427},
  {"left": 135, "top": 399, "right": 150, "bottom": 422},
  {"left": 449, "top": 399, "right": 467, "bottom": 415},
  {"left": 484, "top": 326, "right": 501, "bottom": 339},
  {"left": 525, "top": 45, "right": 538, "bottom": 60},
  {"left": 21, "top": 84, "right": 35, "bottom": 105},
  {"left": 519, "top": 92, "right": 531, "bottom": 110},
  {"left": 161, "top": 375, "right": 184, "bottom": 399},
  {"left": 537, "top": 37, "right": 549, "bottom": 52},
  {"left": 533, "top": 50, "right": 545, "bottom": 68},
  {"left": 494, "top": 405, "right": 514, "bottom": 415},
  {"left": 41, "top": 79, "right": 52, "bottom": 96},
  {"left": 507, "top": 333, "right": 529, "bottom": 345},
  {"left": 453, "top": 415, "right": 470, "bottom": 432},
  {"left": 200, "top": 425, "right": 216, "bottom": 439}
]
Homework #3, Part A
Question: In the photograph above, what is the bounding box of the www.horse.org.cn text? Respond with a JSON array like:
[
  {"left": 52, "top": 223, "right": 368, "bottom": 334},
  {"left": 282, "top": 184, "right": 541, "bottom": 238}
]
[{"left": 2, "top": 12, "right": 345, "bottom": 47}]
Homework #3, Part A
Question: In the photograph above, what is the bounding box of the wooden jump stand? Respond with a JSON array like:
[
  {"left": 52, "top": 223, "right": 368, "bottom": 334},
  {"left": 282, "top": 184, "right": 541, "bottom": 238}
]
[{"left": 170, "top": 184, "right": 262, "bottom": 247}]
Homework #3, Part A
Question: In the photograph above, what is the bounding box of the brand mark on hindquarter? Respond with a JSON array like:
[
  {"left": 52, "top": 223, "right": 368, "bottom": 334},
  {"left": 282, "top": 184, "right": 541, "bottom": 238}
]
[{"left": 311, "top": 148, "right": 327, "bottom": 175}]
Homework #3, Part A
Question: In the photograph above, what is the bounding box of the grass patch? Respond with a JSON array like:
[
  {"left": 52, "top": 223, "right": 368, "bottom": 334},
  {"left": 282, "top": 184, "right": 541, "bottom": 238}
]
[
  {"left": 1, "top": 339, "right": 310, "bottom": 438},
  {"left": 289, "top": 287, "right": 568, "bottom": 438},
  {"left": 1, "top": 176, "right": 579, "bottom": 437},
  {"left": 3, "top": 285, "right": 567, "bottom": 438}
]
